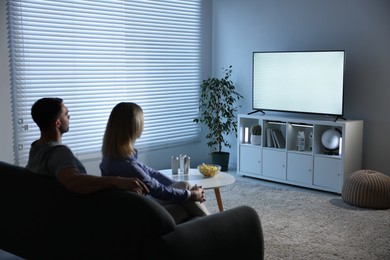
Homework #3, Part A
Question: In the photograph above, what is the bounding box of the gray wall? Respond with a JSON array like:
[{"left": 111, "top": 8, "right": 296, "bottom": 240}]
[
  {"left": 0, "top": 1, "right": 13, "bottom": 164},
  {"left": 212, "top": 0, "right": 390, "bottom": 175}
]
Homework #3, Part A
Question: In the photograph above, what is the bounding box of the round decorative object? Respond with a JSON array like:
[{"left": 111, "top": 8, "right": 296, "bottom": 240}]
[
  {"left": 321, "top": 129, "right": 341, "bottom": 150},
  {"left": 342, "top": 169, "right": 390, "bottom": 209}
]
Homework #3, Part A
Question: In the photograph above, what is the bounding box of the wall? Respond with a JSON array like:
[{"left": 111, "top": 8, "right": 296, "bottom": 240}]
[
  {"left": 0, "top": 1, "right": 14, "bottom": 164},
  {"left": 0, "top": 1, "right": 213, "bottom": 174},
  {"left": 212, "top": 0, "right": 390, "bottom": 175}
]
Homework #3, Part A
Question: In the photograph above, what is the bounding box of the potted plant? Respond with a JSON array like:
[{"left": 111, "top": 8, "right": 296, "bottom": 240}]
[
  {"left": 250, "top": 124, "right": 262, "bottom": 145},
  {"left": 193, "top": 65, "right": 243, "bottom": 171}
]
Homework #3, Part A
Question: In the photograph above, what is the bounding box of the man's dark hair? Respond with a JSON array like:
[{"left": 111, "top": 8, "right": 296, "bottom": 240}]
[{"left": 31, "top": 97, "right": 63, "bottom": 130}]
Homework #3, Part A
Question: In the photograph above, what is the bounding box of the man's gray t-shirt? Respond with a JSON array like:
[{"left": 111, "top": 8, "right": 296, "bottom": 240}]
[{"left": 26, "top": 141, "right": 86, "bottom": 177}]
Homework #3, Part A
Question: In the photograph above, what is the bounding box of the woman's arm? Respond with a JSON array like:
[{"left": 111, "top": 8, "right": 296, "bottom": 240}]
[
  {"left": 104, "top": 159, "right": 189, "bottom": 202},
  {"left": 144, "top": 164, "right": 176, "bottom": 186}
]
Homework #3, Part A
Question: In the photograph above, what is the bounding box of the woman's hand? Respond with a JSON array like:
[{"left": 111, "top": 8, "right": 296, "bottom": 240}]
[{"left": 190, "top": 184, "right": 206, "bottom": 202}]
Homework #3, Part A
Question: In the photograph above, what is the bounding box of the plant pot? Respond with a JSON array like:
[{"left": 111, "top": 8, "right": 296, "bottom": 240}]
[
  {"left": 250, "top": 135, "right": 262, "bottom": 145},
  {"left": 211, "top": 152, "right": 230, "bottom": 171}
]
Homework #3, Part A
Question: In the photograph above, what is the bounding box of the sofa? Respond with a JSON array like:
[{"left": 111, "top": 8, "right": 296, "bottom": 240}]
[{"left": 0, "top": 161, "right": 264, "bottom": 259}]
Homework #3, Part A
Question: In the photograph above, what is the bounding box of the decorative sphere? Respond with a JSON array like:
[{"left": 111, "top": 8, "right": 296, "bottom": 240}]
[{"left": 321, "top": 129, "right": 341, "bottom": 150}]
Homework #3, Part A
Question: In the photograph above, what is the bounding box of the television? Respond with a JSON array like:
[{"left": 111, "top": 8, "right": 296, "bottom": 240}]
[{"left": 252, "top": 50, "right": 345, "bottom": 116}]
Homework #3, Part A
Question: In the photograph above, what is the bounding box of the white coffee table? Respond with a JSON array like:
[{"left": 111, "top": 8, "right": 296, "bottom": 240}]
[{"left": 159, "top": 168, "right": 235, "bottom": 212}]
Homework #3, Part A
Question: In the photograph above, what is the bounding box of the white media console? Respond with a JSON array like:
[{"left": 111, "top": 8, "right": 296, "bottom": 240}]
[{"left": 237, "top": 114, "right": 363, "bottom": 193}]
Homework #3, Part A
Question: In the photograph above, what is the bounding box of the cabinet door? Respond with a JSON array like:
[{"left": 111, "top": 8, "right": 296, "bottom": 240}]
[
  {"left": 263, "top": 149, "right": 286, "bottom": 180},
  {"left": 239, "top": 145, "right": 262, "bottom": 175},
  {"left": 287, "top": 153, "right": 313, "bottom": 185},
  {"left": 314, "top": 156, "right": 342, "bottom": 193}
]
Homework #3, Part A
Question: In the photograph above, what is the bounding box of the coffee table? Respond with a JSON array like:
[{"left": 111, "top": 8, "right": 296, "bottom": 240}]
[{"left": 159, "top": 168, "right": 235, "bottom": 212}]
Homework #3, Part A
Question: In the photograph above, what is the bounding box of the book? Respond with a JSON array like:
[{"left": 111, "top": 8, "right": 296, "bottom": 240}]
[
  {"left": 271, "top": 130, "right": 278, "bottom": 147},
  {"left": 272, "top": 129, "right": 286, "bottom": 148},
  {"left": 267, "top": 128, "right": 274, "bottom": 147}
]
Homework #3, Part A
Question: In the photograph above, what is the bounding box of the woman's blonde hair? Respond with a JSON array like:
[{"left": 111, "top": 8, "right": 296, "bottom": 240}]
[{"left": 102, "top": 102, "right": 144, "bottom": 159}]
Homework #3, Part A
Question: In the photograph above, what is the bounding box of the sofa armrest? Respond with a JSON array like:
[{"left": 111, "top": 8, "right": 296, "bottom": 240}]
[
  {"left": 147, "top": 205, "right": 264, "bottom": 260},
  {"left": 0, "top": 161, "right": 177, "bottom": 259}
]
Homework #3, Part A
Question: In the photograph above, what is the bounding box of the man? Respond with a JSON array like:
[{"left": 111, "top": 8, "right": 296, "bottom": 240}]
[{"left": 26, "top": 97, "right": 149, "bottom": 195}]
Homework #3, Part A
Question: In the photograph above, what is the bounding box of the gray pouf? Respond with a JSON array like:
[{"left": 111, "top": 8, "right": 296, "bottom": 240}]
[{"left": 342, "top": 169, "right": 390, "bottom": 209}]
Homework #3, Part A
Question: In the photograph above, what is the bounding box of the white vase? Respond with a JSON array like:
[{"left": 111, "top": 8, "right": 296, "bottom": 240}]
[{"left": 250, "top": 135, "right": 262, "bottom": 145}]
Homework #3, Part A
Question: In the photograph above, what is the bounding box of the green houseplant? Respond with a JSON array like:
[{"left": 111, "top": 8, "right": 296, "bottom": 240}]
[{"left": 193, "top": 66, "right": 243, "bottom": 171}]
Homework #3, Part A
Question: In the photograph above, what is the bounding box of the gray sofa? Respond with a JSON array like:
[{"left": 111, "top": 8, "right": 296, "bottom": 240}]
[{"left": 0, "top": 161, "right": 264, "bottom": 259}]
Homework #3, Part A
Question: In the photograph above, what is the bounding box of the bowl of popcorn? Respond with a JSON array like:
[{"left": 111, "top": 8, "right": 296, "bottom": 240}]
[{"left": 197, "top": 163, "right": 221, "bottom": 177}]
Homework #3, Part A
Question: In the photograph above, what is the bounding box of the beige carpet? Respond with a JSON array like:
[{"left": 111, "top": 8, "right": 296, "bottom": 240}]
[{"left": 205, "top": 174, "right": 390, "bottom": 260}]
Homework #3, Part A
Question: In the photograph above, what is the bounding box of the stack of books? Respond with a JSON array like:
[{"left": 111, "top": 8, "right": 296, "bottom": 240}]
[{"left": 266, "top": 128, "right": 286, "bottom": 148}]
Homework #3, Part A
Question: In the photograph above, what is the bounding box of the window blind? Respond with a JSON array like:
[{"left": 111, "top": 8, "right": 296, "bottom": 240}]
[{"left": 7, "top": 0, "right": 202, "bottom": 166}]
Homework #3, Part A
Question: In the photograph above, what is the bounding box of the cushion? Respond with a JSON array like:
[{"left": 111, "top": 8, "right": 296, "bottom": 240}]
[{"left": 342, "top": 169, "right": 390, "bottom": 209}]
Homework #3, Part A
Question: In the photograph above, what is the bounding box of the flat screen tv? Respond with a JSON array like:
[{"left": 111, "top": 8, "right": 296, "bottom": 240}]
[{"left": 252, "top": 50, "right": 345, "bottom": 116}]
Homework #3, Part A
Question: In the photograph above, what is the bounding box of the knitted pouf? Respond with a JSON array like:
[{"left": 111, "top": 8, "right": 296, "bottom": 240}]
[{"left": 342, "top": 169, "right": 390, "bottom": 209}]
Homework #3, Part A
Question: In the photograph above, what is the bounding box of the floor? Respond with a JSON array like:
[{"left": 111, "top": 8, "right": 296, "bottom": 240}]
[{"left": 0, "top": 250, "right": 22, "bottom": 260}]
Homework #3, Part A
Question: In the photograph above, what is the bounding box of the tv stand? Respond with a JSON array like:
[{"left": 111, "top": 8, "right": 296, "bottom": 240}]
[
  {"left": 247, "top": 109, "right": 265, "bottom": 115},
  {"left": 237, "top": 114, "right": 363, "bottom": 193},
  {"left": 333, "top": 115, "right": 347, "bottom": 122}
]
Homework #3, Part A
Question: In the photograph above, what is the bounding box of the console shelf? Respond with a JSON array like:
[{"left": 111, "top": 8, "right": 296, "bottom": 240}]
[{"left": 237, "top": 114, "right": 363, "bottom": 193}]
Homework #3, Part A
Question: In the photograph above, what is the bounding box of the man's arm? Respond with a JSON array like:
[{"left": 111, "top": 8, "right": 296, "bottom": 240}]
[{"left": 57, "top": 168, "right": 149, "bottom": 195}]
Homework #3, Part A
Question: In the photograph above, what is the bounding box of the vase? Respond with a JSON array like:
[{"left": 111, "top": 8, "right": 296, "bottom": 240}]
[
  {"left": 211, "top": 152, "right": 230, "bottom": 171},
  {"left": 250, "top": 135, "right": 262, "bottom": 145}
]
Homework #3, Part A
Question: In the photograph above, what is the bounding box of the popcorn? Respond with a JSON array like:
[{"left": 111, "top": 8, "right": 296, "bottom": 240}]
[{"left": 198, "top": 163, "right": 220, "bottom": 177}]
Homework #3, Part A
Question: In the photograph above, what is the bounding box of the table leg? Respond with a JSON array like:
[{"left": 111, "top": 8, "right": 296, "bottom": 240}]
[{"left": 214, "top": 188, "right": 223, "bottom": 211}]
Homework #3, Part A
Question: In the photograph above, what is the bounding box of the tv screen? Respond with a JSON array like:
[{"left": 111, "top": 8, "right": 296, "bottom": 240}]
[{"left": 252, "top": 50, "right": 345, "bottom": 116}]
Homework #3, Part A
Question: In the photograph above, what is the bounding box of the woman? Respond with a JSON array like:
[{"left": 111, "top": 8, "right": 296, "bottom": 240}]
[{"left": 100, "top": 102, "right": 209, "bottom": 223}]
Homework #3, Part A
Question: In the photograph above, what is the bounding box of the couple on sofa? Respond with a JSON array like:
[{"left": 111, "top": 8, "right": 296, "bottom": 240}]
[{"left": 27, "top": 97, "right": 209, "bottom": 223}]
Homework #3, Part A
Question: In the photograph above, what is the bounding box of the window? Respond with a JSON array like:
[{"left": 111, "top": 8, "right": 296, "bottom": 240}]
[{"left": 7, "top": 0, "right": 202, "bottom": 166}]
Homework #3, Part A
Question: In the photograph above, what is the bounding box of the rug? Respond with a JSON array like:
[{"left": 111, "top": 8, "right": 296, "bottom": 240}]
[{"left": 204, "top": 174, "right": 390, "bottom": 260}]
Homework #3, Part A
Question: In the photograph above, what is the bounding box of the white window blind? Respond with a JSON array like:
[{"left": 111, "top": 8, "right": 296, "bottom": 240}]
[{"left": 7, "top": 0, "right": 202, "bottom": 166}]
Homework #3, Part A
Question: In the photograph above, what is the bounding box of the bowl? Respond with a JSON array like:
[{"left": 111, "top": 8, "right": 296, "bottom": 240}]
[{"left": 197, "top": 163, "right": 221, "bottom": 177}]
